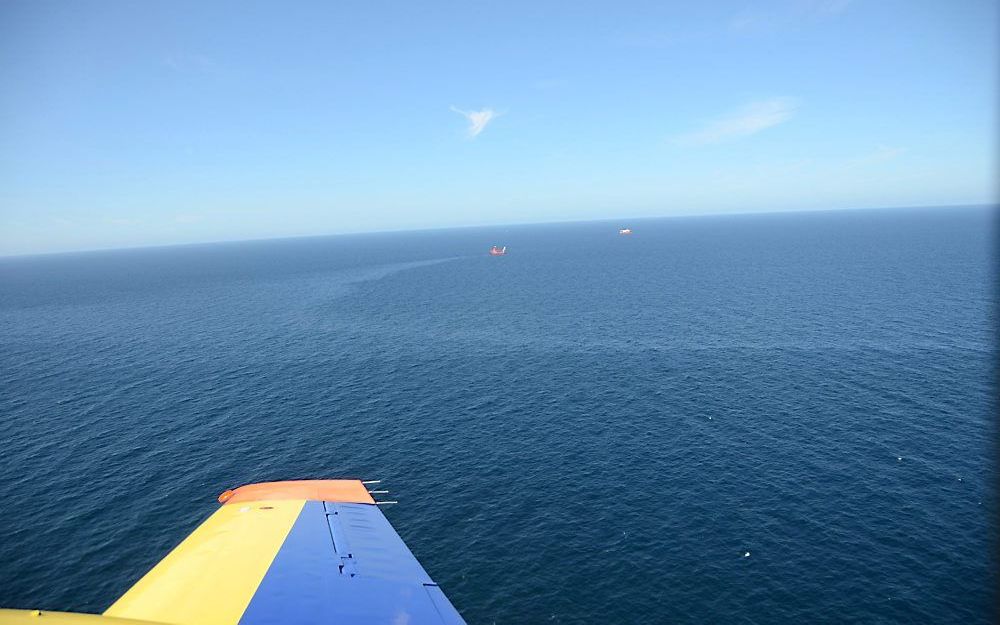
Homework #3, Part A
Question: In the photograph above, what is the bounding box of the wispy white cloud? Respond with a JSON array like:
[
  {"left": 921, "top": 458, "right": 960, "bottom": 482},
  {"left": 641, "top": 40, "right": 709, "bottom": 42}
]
[
  {"left": 800, "top": 0, "right": 854, "bottom": 16},
  {"left": 450, "top": 106, "right": 499, "bottom": 138},
  {"left": 870, "top": 144, "right": 905, "bottom": 160},
  {"left": 105, "top": 217, "right": 141, "bottom": 226},
  {"left": 848, "top": 145, "right": 906, "bottom": 167},
  {"left": 730, "top": 0, "right": 853, "bottom": 34},
  {"left": 673, "top": 98, "right": 799, "bottom": 146},
  {"left": 728, "top": 14, "right": 772, "bottom": 34}
]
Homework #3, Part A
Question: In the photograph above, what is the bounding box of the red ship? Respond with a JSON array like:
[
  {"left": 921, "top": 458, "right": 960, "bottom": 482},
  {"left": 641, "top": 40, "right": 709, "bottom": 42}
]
[{"left": 489, "top": 245, "right": 507, "bottom": 256}]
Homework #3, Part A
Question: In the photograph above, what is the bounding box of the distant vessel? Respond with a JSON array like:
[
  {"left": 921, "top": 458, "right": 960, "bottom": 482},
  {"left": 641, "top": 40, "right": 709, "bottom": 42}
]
[
  {"left": 619, "top": 228, "right": 632, "bottom": 235},
  {"left": 489, "top": 245, "right": 507, "bottom": 256}
]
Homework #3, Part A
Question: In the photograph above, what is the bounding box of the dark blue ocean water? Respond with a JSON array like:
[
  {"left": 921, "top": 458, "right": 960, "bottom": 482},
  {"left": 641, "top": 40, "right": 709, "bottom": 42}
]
[{"left": 0, "top": 206, "right": 996, "bottom": 624}]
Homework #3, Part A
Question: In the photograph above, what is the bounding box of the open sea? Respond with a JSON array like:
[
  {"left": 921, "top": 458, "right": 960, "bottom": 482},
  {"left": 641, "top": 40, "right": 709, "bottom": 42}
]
[{"left": 0, "top": 205, "right": 996, "bottom": 624}]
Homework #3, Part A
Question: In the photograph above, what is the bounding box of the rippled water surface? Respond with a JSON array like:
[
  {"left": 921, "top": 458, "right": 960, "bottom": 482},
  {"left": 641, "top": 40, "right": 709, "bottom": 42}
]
[{"left": 0, "top": 206, "right": 996, "bottom": 623}]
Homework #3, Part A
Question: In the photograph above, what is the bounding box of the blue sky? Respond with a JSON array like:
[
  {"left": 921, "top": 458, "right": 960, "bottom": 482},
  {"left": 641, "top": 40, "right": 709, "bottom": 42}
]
[{"left": 0, "top": 0, "right": 996, "bottom": 255}]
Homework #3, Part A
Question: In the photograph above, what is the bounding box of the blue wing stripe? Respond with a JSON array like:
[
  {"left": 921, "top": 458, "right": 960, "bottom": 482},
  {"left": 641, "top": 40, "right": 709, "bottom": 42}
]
[{"left": 238, "top": 501, "right": 465, "bottom": 624}]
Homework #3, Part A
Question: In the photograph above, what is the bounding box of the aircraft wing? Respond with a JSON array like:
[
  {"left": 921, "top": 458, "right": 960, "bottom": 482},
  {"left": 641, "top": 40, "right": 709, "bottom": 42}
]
[{"left": 37, "top": 479, "right": 467, "bottom": 625}]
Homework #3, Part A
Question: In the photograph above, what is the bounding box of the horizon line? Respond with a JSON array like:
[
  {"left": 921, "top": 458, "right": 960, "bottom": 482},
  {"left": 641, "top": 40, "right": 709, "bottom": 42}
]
[{"left": 1, "top": 202, "right": 995, "bottom": 260}]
